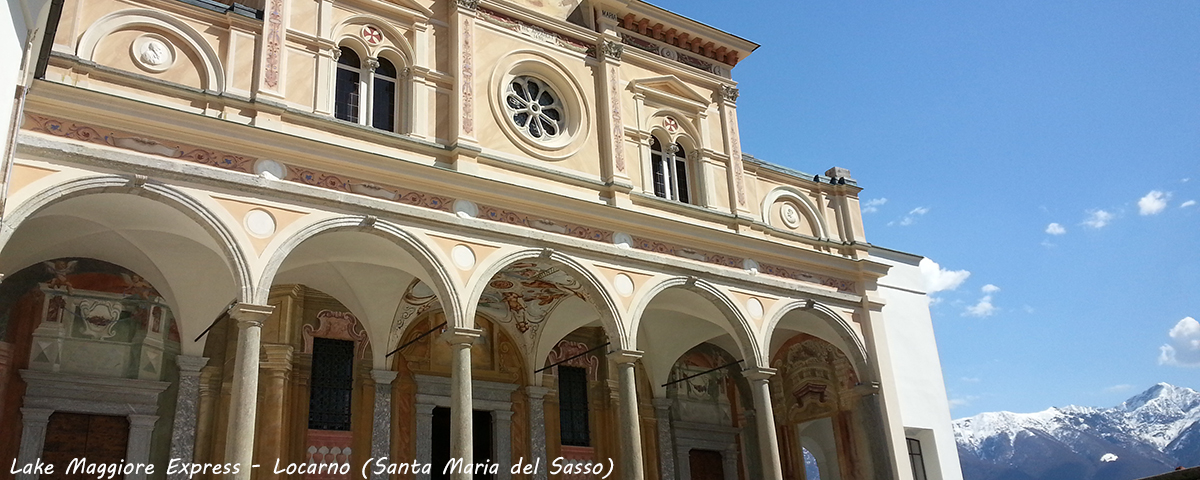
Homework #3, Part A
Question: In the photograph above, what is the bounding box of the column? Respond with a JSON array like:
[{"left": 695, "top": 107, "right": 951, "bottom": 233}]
[
  {"left": 611, "top": 350, "right": 644, "bottom": 480},
  {"left": 224, "top": 303, "right": 275, "bottom": 479},
  {"left": 652, "top": 398, "right": 675, "bottom": 480},
  {"left": 493, "top": 410, "right": 513, "bottom": 480},
  {"left": 745, "top": 368, "right": 783, "bottom": 480},
  {"left": 169, "top": 355, "right": 209, "bottom": 480},
  {"left": 415, "top": 403, "right": 436, "bottom": 480},
  {"left": 257, "top": 344, "right": 293, "bottom": 480},
  {"left": 526, "top": 386, "right": 549, "bottom": 480},
  {"left": 15, "top": 407, "right": 52, "bottom": 480},
  {"left": 127, "top": 414, "right": 159, "bottom": 480},
  {"left": 371, "top": 370, "right": 399, "bottom": 480},
  {"left": 446, "top": 327, "right": 480, "bottom": 480}
]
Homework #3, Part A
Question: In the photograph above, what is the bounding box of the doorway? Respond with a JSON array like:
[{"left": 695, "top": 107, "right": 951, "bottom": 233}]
[
  {"left": 42, "top": 413, "right": 129, "bottom": 480},
  {"left": 688, "top": 449, "right": 725, "bottom": 480},
  {"left": 431, "top": 408, "right": 494, "bottom": 480}
]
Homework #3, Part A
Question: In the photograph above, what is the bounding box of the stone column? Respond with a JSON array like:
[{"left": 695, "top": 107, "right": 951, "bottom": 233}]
[
  {"left": 127, "top": 414, "right": 159, "bottom": 480},
  {"left": 256, "top": 344, "right": 293, "bottom": 480},
  {"left": 169, "top": 355, "right": 209, "bottom": 480},
  {"left": 415, "top": 403, "right": 436, "bottom": 480},
  {"left": 223, "top": 303, "right": 275, "bottom": 479},
  {"left": 652, "top": 398, "right": 675, "bottom": 480},
  {"left": 526, "top": 386, "right": 549, "bottom": 480},
  {"left": 446, "top": 327, "right": 480, "bottom": 480},
  {"left": 493, "top": 410, "right": 513, "bottom": 480},
  {"left": 15, "top": 407, "right": 52, "bottom": 480},
  {"left": 371, "top": 370, "right": 399, "bottom": 480},
  {"left": 611, "top": 350, "right": 645, "bottom": 480},
  {"left": 745, "top": 368, "right": 783, "bottom": 480},
  {"left": 721, "top": 448, "right": 739, "bottom": 480}
]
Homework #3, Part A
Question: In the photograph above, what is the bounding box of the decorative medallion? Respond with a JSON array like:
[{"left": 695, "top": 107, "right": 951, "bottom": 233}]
[
  {"left": 780, "top": 203, "right": 801, "bottom": 229},
  {"left": 663, "top": 116, "right": 680, "bottom": 133},
  {"left": 131, "top": 34, "right": 175, "bottom": 73},
  {"left": 451, "top": 244, "right": 476, "bottom": 270},
  {"left": 361, "top": 25, "right": 383, "bottom": 45},
  {"left": 243, "top": 209, "right": 277, "bottom": 238}
]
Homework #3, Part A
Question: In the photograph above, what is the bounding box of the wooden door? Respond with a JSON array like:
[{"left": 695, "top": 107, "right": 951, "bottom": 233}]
[
  {"left": 688, "top": 449, "right": 724, "bottom": 480},
  {"left": 42, "top": 412, "right": 129, "bottom": 480}
]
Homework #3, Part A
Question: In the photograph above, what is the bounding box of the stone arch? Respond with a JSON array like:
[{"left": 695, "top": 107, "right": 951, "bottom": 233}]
[
  {"left": 465, "top": 248, "right": 627, "bottom": 357},
  {"left": 332, "top": 14, "right": 416, "bottom": 64},
  {"left": 76, "top": 8, "right": 225, "bottom": 91},
  {"left": 256, "top": 217, "right": 461, "bottom": 368},
  {"left": 762, "top": 299, "right": 871, "bottom": 382},
  {"left": 0, "top": 176, "right": 254, "bottom": 355},
  {"left": 630, "top": 276, "right": 763, "bottom": 371},
  {"left": 761, "top": 186, "right": 831, "bottom": 240},
  {"left": 648, "top": 108, "right": 703, "bottom": 148}
]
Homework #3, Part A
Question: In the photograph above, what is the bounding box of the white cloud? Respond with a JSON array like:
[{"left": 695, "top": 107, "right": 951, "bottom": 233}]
[
  {"left": 1182, "top": 200, "right": 1196, "bottom": 208},
  {"left": 1159, "top": 317, "right": 1200, "bottom": 367},
  {"left": 948, "top": 395, "right": 979, "bottom": 409},
  {"left": 964, "top": 284, "right": 1000, "bottom": 317},
  {"left": 895, "top": 206, "right": 929, "bottom": 226},
  {"left": 1083, "top": 209, "right": 1114, "bottom": 229},
  {"left": 919, "top": 258, "right": 970, "bottom": 294},
  {"left": 1104, "top": 384, "right": 1133, "bottom": 393},
  {"left": 862, "top": 198, "right": 888, "bottom": 214},
  {"left": 1045, "top": 223, "right": 1066, "bottom": 235},
  {"left": 1138, "top": 190, "right": 1171, "bottom": 216}
]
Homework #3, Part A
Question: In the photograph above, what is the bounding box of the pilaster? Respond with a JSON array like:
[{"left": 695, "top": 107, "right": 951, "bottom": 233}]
[
  {"left": 127, "top": 414, "right": 159, "bottom": 480},
  {"left": 15, "top": 407, "right": 52, "bottom": 480},
  {"left": 527, "top": 386, "right": 550, "bottom": 480},
  {"left": 717, "top": 85, "right": 753, "bottom": 222},
  {"left": 652, "top": 398, "right": 676, "bottom": 480},
  {"left": 596, "top": 28, "right": 634, "bottom": 205},
  {"left": 450, "top": 0, "right": 481, "bottom": 171},
  {"left": 169, "top": 355, "right": 209, "bottom": 480},
  {"left": 370, "top": 369, "right": 399, "bottom": 480},
  {"left": 256, "top": 344, "right": 293, "bottom": 480}
]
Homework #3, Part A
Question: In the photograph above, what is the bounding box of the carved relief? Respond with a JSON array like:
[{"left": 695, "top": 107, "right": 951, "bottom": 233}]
[
  {"left": 302, "top": 310, "right": 371, "bottom": 360},
  {"left": 769, "top": 335, "right": 858, "bottom": 424},
  {"left": 131, "top": 34, "right": 175, "bottom": 73},
  {"left": 609, "top": 66, "right": 625, "bottom": 172},
  {"left": 264, "top": 0, "right": 283, "bottom": 89},
  {"left": 546, "top": 340, "right": 600, "bottom": 381},
  {"left": 461, "top": 17, "right": 474, "bottom": 136}
]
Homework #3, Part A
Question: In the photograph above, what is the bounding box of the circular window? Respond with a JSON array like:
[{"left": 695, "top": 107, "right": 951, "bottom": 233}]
[{"left": 504, "top": 76, "right": 566, "bottom": 143}]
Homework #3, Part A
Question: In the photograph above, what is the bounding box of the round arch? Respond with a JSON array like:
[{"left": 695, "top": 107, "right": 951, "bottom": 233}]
[
  {"left": 76, "top": 8, "right": 226, "bottom": 91},
  {"left": 628, "top": 277, "right": 763, "bottom": 369},
  {"left": 256, "top": 217, "right": 462, "bottom": 340},
  {"left": 463, "top": 248, "right": 627, "bottom": 351},
  {"left": 762, "top": 299, "right": 872, "bottom": 382},
  {"left": 0, "top": 175, "right": 253, "bottom": 302},
  {"left": 761, "top": 186, "right": 831, "bottom": 240},
  {"left": 332, "top": 14, "right": 416, "bottom": 63}
]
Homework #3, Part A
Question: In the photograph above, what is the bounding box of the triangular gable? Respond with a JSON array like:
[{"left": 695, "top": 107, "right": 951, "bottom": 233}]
[{"left": 628, "top": 75, "right": 711, "bottom": 108}]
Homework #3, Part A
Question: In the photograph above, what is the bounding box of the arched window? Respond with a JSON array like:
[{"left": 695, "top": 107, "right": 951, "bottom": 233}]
[
  {"left": 333, "top": 46, "right": 401, "bottom": 132},
  {"left": 372, "top": 58, "right": 397, "bottom": 132},
  {"left": 650, "top": 136, "right": 691, "bottom": 203},
  {"left": 334, "top": 47, "right": 361, "bottom": 123}
]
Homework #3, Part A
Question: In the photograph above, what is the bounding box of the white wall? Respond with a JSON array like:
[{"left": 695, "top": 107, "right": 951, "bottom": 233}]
[{"left": 870, "top": 246, "right": 964, "bottom": 480}]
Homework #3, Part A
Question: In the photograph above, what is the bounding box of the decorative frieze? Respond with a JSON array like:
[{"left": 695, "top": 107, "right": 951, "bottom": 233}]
[
  {"left": 478, "top": 8, "right": 595, "bottom": 57},
  {"left": 22, "top": 114, "right": 857, "bottom": 294},
  {"left": 263, "top": 0, "right": 283, "bottom": 89},
  {"left": 620, "top": 33, "right": 727, "bottom": 78}
]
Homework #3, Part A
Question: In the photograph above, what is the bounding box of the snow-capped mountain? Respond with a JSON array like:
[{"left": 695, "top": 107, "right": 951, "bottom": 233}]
[{"left": 953, "top": 383, "right": 1200, "bottom": 480}]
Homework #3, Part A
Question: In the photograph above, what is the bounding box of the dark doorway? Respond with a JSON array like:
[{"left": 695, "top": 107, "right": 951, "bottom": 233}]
[
  {"left": 42, "top": 413, "right": 129, "bottom": 480},
  {"left": 689, "top": 449, "right": 725, "bottom": 480},
  {"left": 431, "top": 407, "right": 495, "bottom": 480}
]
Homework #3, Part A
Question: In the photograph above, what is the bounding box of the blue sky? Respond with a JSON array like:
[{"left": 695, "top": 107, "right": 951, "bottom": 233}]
[{"left": 651, "top": 1, "right": 1200, "bottom": 417}]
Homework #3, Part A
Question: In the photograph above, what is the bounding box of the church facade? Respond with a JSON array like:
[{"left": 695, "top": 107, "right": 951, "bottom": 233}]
[{"left": 0, "top": 1, "right": 962, "bottom": 480}]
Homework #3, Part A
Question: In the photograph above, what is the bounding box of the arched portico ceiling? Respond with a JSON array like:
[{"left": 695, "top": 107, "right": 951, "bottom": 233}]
[
  {"left": 259, "top": 218, "right": 458, "bottom": 369},
  {"left": 0, "top": 184, "right": 247, "bottom": 357},
  {"left": 764, "top": 300, "right": 871, "bottom": 383},
  {"left": 631, "top": 279, "right": 762, "bottom": 397}
]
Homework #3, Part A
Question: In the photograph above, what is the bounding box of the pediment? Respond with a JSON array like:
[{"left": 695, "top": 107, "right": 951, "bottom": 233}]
[
  {"left": 381, "top": 0, "right": 434, "bottom": 18},
  {"left": 628, "top": 75, "right": 711, "bottom": 107}
]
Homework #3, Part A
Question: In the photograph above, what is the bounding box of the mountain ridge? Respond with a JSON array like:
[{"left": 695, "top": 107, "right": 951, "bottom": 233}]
[{"left": 953, "top": 383, "right": 1200, "bottom": 480}]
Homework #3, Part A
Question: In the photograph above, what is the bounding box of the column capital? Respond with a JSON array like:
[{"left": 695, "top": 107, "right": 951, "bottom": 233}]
[
  {"left": 261, "top": 344, "right": 294, "bottom": 371},
  {"left": 175, "top": 355, "right": 209, "bottom": 374},
  {"left": 19, "top": 407, "right": 53, "bottom": 423},
  {"left": 652, "top": 397, "right": 672, "bottom": 409},
  {"left": 609, "top": 349, "right": 643, "bottom": 364},
  {"left": 742, "top": 367, "right": 777, "bottom": 382},
  {"left": 128, "top": 414, "right": 159, "bottom": 429},
  {"left": 372, "top": 369, "right": 399, "bottom": 385},
  {"left": 229, "top": 303, "right": 274, "bottom": 327},
  {"left": 442, "top": 326, "right": 481, "bottom": 346},
  {"left": 492, "top": 409, "right": 514, "bottom": 421},
  {"left": 526, "top": 386, "right": 550, "bottom": 399},
  {"left": 455, "top": 0, "right": 481, "bottom": 11}
]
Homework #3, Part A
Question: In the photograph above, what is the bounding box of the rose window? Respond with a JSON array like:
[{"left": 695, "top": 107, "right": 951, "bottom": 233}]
[{"left": 504, "top": 76, "right": 565, "bottom": 141}]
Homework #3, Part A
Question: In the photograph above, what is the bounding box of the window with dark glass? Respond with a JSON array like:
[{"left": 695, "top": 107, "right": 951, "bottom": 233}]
[
  {"left": 558, "top": 366, "right": 590, "bottom": 446},
  {"left": 334, "top": 47, "right": 361, "bottom": 123},
  {"left": 308, "top": 337, "right": 355, "bottom": 431},
  {"left": 907, "top": 438, "right": 928, "bottom": 480},
  {"left": 649, "top": 136, "right": 691, "bottom": 204},
  {"left": 372, "top": 58, "right": 397, "bottom": 132}
]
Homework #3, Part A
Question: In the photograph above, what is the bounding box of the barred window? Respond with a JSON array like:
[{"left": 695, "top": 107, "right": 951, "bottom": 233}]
[
  {"left": 558, "top": 366, "right": 590, "bottom": 446},
  {"left": 308, "top": 337, "right": 355, "bottom": 431}
]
